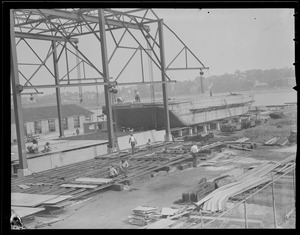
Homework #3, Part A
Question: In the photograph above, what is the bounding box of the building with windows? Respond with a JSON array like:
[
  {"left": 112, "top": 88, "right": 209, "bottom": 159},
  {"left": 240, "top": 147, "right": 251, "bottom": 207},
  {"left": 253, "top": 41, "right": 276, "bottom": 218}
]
[{"left": 11, "top": 104, "right": 94, "bottom": 142}]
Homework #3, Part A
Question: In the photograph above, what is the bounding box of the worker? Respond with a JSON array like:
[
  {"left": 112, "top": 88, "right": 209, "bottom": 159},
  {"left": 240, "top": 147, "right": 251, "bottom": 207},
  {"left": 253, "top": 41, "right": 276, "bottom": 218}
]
[
  {"left": 190, "top": 142, "right": 199, "bottom": 167},
  {"left": 119, "top": 159, "right": 129, "bottom": 177},
  {"left": 27, "top": 139, "right": 39, "bottom": 154},
  {"left": 41, "top": 142, "right": 51, "bottom": 153},
  {"left": 108, "top": 165, "right": 118, "bottom": 178},
  {"left": 146, "top": 139, "right": 153, "bottom": 150},
  {"left": 117, "top": 97, "right": 123, "bottom": 104},
  {"left": 129, "top": 133, "right": 137, "bottom": 155},
  {"left": 134, "top": 90, "right": 141, "bottom": 103},
  {"left": 76, "top": 128, "right": 80, "bottom": 135}
]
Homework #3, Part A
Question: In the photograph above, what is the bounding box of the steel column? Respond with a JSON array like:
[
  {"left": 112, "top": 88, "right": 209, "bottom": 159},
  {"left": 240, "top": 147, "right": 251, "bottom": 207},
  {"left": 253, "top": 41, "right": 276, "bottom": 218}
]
[
  {"left": 99, "top": 9, "right": 115, "bottom": 151},
  {"left": 158, "top": 19, "right": 171, "bottom": 141},
  {"left": 52, "top": 41, "right": 64, "bottom": 137},
  {"left": 10, "top": 10, "right": 29, "bottom": 177}
]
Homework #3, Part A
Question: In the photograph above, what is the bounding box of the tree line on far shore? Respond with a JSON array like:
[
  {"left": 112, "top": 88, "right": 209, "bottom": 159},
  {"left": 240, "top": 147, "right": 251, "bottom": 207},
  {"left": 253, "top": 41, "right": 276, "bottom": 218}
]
[{"left": 20, "top": 67, "right": 295, "bottom": 107}]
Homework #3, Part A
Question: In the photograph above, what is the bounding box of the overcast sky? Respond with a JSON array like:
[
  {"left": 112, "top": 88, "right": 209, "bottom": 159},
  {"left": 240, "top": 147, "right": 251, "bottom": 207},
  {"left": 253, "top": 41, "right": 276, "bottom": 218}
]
[
  {"left": 156, "top": 8, "right": 294, "bottom": 76},
  {"left": 16, "top": 8, "right": 295, "bottom": 95}
]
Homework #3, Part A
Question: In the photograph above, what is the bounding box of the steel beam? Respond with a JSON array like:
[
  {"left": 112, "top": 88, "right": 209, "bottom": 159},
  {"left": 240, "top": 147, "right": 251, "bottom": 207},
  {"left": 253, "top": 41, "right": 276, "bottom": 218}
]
[
  {"left": 19, "top": 9, "right": 149, "bottom": 31},
  {"left": 10, "top": 10, "right": 29, "bottom": 177},
  {"left": 52, "top": 41, "right": 64, "bottom": 138},
  {"left": 15, "top": 31, "right": 79, "bottom": 42},
  {"left": 117, "top": 80, "right": 176, "bottom": 86},
  {"left": 158, "top": 19, "right": 171, "bottom": 141},
  {"left": 99, "top": 9, "right": 115, "bottom": 151}
]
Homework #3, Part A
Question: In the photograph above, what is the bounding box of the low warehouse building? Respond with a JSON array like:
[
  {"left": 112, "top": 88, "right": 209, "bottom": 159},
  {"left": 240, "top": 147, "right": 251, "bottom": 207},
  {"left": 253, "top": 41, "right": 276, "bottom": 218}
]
[{"left": 11, "top": 104, "right": 94, "bottom": 142}]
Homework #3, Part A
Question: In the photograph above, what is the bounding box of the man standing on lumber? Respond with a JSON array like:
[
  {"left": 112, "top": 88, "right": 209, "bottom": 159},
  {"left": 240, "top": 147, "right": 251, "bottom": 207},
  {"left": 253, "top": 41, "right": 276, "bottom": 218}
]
[
  {"left": 190, "top": 142, "right": 199, "bottom": 167},
  {"left": 129, "top": 133, "right": 137, "bottom": 155}
]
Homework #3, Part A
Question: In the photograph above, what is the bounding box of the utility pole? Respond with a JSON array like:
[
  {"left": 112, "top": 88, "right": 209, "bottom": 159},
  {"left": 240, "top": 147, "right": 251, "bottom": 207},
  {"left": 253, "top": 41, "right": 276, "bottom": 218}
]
[
  {"left": 10, "top": 9, "right": 29, "bottom": 177},
  {"left": 98, "top": 9, "right": 115, "bottom": 152},
  {"left": 158, "top": 19, "right": 172, "bottom": 141}
]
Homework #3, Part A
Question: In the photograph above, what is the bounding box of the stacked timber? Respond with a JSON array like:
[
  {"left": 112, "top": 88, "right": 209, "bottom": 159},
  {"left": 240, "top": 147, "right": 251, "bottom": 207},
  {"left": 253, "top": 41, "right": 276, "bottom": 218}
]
[
  {"left": 213, "top": 175, "right": 236, "bottom": 188},
  {"left": 128, "top": 206, "right": 161, "bottom": 226},
  {"left": 264, "top": 137, "right": 280, "bottom": 146},
  {"left": 194, "top": 161, "right": 282, "bottom": 212},
  {"left": 182, "top": 178, "right": 216, "bottom": 203}
]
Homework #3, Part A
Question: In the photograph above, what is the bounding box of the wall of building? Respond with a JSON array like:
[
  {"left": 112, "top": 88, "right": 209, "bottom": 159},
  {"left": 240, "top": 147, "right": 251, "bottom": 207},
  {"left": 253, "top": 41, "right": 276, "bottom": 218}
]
[
  {"left": 41, "top": 120, "right": 48, "bottom": 134},
  {"left": 117, "top": 130, "right": 166, "bottom": 151},
  {"left": 68, "top": 117, "right": 74, "bottom": 130},
  {"left": 18, "top": 143, "right": 108, "bottom": 173},
  {"left": 27, "top": 122, "right": 34, "bottom": 135}
]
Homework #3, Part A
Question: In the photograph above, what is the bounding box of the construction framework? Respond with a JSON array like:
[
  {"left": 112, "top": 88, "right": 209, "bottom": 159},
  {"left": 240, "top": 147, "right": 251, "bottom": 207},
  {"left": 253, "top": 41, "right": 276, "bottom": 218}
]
[{"left": 10, "top": 8, "right": 208, "bottom": 177}]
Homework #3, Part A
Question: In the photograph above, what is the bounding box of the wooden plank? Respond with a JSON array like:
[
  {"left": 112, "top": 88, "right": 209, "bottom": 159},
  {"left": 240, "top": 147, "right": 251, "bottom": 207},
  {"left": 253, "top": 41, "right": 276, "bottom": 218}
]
[
  {"left": 143, "top": 219, "right": 177, "bottom": 229},
  {"left": 75, "top": 177, "right": 112, "bottom": 184},
  {"left": 11, "top": 206, "right": 45, "bottom": 218},
  {"left": 41, "top": 195, "right": 73, "bottom": 205},
  {"left": 11, "top": 193, "right": 59, "bottom": 207},
  {"left": 60, "top": 184, "right": 98, "bottom": 189}
]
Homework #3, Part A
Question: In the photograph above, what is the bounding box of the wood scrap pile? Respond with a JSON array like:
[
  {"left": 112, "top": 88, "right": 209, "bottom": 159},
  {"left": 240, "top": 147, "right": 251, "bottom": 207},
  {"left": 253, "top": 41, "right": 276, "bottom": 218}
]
[
  {"left": 275, "top": 136, "right": 289, "bottom": 146},
  {"left": 199, "top": 150, "right": 243, "bottom": 167},
  {"left": 213, "top": 175, "right": 236, "bottom": 188},
  {"left": 264, "top": 137, "right": 280, "bottom": 146},
  {"left": 194, "top": 161, "right": 281, "bottom": 212},
  {"left": 273, "top": 154, "right": 296, "bottom": 173},
  {"left": 182, "top": 178, "right": 216, "bottom": 203},
  {"left": 128, "top": 206, "right": 161, "bottom": 226}
]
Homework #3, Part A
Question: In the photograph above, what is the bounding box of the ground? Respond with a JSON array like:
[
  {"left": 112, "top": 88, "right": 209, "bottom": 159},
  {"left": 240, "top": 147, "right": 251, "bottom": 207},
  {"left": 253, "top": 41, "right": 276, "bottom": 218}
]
[{"left": 22, "top": 144, "right": 296, "bottom": 229}]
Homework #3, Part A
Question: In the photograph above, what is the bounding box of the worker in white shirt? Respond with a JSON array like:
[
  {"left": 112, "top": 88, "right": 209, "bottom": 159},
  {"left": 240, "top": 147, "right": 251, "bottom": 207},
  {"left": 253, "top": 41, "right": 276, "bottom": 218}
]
[
  {"left": 129, "top": 133, "right": 137, "bottom": 155},
  {"left": 119, "top": 159, "right": 129, "bottom": 177},
  {"left": 190, "top": 142, "right": 199, "bottom": 167},
  {"left": 108, "top": 165, "right": 118, "bottom": 178}
]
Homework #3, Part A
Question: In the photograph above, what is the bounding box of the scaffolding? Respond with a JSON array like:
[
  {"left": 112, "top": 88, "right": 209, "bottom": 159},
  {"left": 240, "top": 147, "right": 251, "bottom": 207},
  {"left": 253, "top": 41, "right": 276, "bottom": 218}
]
[{"left": 10, "top": 8, "right": 208, "bottom": 177}]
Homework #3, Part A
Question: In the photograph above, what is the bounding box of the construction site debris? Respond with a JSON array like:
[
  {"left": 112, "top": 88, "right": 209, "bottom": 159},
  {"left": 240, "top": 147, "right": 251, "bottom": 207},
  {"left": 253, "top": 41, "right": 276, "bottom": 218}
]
[
  {"left": 11, "top": 206, "right": 45, "bottom": 218},
  {"left": 194, "top": 161, "right": 282, "bottom": 212},
  {"left": 128, "top": 206, "right": 161, "bottom": 226},
  {"left": 60, "top": 184, "right": 98, "bottom": 189},
  {"left": 264, "top": 137, "right": 280, "bottom": 146},
  {"left": 182, "top": 178, "right": 216, "bottom": 203},
  {"left": 74, "top": 177, "right": 112, "bottom": 185}
]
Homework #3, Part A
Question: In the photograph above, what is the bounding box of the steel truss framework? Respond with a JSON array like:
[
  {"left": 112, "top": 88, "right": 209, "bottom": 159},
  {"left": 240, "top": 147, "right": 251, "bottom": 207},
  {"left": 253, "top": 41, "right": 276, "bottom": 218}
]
[{"left": 11, "top": 8, "right": 208, "bottom": 176}]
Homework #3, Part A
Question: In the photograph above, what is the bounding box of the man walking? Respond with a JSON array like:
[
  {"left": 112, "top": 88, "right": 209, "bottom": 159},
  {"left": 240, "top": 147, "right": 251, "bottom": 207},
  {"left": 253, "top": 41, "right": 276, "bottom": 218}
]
[
  {"left": 129, "top": 133, "right": 137, "bottom": 155},
  {"left": 190, "top": 142, "right": 199, "bottom": 167}
]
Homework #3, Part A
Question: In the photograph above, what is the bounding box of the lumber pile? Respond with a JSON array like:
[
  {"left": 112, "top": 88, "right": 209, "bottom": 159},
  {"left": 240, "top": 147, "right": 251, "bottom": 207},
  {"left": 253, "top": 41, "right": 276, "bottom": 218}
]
[
  {"left": 213, "top": 175, "right": 236, "bottom": 188},
  {"left": 264, "top": 137, "right": 280, "bottom": 146},
  {"left": 275, "top": 136, "right": 289, "bottom": 146},
  {"left": 128, "top": 206, "right": 161, "bottom": 226},
  {"left": 194, "top": 161, "right": 281, "bottom": 212},
  {"left": 227, "top": 144, "right": 254, "bottom": 151},
  {"left": 182, "top": 178, "right": 216, "bottom": 203}
]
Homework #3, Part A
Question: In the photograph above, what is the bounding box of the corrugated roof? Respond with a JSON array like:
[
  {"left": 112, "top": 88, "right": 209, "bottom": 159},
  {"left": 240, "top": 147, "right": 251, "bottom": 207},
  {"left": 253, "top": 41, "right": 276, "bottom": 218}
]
[{"left": 11, "top": 104, "right": 94, "bottom": 123}]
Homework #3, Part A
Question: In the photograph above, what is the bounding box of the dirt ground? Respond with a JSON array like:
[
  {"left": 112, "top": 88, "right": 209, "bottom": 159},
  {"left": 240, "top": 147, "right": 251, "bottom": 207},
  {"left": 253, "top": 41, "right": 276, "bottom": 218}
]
[
  {"left": 21, "top": 144, "right": 296, "bottom": 229},
  {"left": 25, "top": 165, "right": 228, "bottom": 229}
]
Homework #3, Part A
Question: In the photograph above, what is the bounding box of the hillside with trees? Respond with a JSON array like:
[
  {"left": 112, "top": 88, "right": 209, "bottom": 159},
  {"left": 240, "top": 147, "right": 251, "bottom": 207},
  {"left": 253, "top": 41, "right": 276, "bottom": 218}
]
[{"left": 18, "top": 67, "right": 295, "bottom": 108}]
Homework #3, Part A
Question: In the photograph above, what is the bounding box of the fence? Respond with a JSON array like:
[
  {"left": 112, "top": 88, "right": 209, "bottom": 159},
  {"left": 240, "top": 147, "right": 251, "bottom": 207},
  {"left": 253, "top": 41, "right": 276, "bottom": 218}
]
[{"left": 188, "top": 165, "right": 296, "bottom": 229}]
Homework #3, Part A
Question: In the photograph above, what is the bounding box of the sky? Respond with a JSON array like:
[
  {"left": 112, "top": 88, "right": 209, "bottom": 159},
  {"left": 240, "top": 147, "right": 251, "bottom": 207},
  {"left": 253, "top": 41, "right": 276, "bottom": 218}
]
[{"left": 15, "top": 8, "right": 295, "bottom": 96}]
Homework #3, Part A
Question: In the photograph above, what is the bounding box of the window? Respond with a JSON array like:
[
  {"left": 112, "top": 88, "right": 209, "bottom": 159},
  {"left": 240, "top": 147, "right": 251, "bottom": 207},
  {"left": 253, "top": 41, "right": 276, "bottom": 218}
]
[
  {"left": 48, "top": 119, "right": 56, "bottom": 132},
  {"left": 62, "top": 117, "right": 68, "bottom": 130},
  {"left": 74, "top": 116, "right": 80, "bottom": 128},
  {"left": 34, "top": 121, "right": 42, "bottom": 134},
  {"left": 85, "top": 116, "right": 91, "bottom": 122}
]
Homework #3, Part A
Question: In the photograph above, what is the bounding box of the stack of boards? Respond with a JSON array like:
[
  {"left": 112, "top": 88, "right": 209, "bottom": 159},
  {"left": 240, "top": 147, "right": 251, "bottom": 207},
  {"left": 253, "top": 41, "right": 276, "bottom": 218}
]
[
  {"left": 128, "top": 206, "right": 161, "bottom": 226},
  {"left": 11, "top": 193, "right": 73, "bottom": 218}
]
